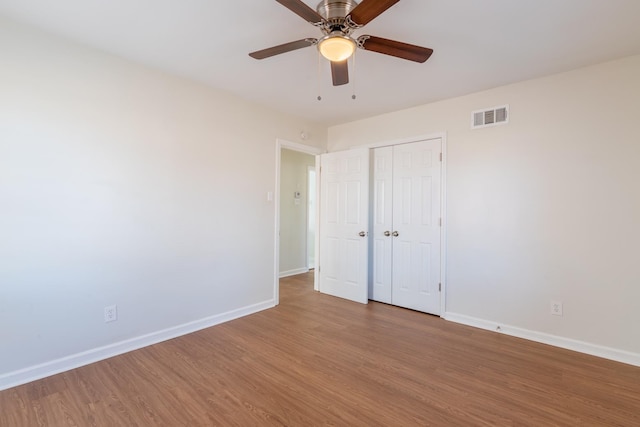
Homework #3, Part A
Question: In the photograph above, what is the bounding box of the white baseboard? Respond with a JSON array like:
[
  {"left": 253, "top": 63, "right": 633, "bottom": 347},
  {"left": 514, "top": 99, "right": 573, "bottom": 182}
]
[
  {"left": 444, "top": 312, "right": 640, "bottom": 368},
  {"left": 279, "top": 267, "right": 309, "bottom": 278},
  {"left": 0, "top": 299, "right": 276, "bottom": 392}
]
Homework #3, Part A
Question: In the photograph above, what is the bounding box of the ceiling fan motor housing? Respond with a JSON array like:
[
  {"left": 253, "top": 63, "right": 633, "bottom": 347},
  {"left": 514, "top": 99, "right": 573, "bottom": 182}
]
[{"left": 316, "top": 0, "right": 359, "bottom": 21}]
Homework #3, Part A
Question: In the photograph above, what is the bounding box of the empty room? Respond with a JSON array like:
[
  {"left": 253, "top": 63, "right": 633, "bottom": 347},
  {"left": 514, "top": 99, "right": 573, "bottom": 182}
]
[{"left": 1, "top": 0, "right": 639, "bottom": 425}]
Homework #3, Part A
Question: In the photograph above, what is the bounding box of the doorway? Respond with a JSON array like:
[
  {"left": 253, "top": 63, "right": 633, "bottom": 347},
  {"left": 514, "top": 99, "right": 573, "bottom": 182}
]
[
  {"left": 274, "top": 139, "right": 323, "bottom": 305},
  {"left": 279, "top": 148, "right": 316, "bottom": 278}
]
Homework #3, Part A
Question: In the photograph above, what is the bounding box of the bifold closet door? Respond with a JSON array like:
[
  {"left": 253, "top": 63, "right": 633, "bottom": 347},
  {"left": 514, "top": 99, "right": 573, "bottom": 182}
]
[{"left": 371, "top": 139, "right": 442, "bottom": 314}]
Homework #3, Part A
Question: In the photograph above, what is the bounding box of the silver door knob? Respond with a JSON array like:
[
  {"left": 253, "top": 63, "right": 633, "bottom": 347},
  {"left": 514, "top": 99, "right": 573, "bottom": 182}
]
[
  {"left": 359, "top": 231, "right": 367, "bottom": 237},
  {"left": 392, "top": 231, "right": 399, "bottom": 237},
  {"left": 384, "top": 231, "right": 391, "bottom": 237}
]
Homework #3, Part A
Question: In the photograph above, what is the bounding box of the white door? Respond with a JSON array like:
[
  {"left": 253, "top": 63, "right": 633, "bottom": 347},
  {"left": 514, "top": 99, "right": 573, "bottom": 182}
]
[
  {"left": 391, "top": 139, "right": 442, "bottom": 314},
  {"left": 319, "top": 148, "right": 370, "bottom": 304},
  {"left": 371, "top": 146, "right": 393, "bottom": 304}
]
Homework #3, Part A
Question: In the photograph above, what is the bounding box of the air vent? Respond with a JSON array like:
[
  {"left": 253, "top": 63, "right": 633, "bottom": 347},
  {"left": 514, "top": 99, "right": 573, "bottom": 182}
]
[{"left": 471, "top": 105, "right": 509, "bottom": 129}]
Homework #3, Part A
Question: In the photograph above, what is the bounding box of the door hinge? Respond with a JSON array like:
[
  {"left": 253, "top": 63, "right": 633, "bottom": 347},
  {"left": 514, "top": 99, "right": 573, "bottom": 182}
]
[
  {"left": 439, "top": 153, "right": 443, "bottom": 162},
  {"left": 439, "top": 283, "right": 441, "bottom": 292},
  {"left": 439, "top": 218, "right": 442, "bottom": 227}
]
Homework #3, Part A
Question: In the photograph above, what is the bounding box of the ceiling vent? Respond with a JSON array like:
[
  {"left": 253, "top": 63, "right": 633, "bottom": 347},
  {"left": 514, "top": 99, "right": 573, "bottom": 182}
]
[{"left": 471, "top": 105, "right": 509, "bottom": 129}]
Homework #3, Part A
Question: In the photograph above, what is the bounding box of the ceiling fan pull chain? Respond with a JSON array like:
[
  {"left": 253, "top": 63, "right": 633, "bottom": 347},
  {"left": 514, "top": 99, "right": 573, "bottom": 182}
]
[
  {"left": 351, "top": 50, "right": 357, "bottom": 100},
  {"left": 317, "top": 51, "right": 322, "bottom": 101}
]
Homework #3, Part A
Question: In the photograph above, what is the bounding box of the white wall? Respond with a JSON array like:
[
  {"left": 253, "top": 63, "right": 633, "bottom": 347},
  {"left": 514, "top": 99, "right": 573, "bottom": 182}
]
[
  {"left": 279, "top": 149, "right": 315, "bottom": 276},
  {"left": 328, "top": 55, "right": 640, "bottom": 362},
  {"left": 2, "top": 14, "right": 638, "bottom": 390},
  {"left": 0, "top": 16, "right": 326, "bottom": 387}
]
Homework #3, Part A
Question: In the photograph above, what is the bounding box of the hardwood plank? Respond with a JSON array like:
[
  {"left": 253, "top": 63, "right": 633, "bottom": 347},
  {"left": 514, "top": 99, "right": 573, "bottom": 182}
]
[{"left": 1, "top": 272, "right": 639, "bottom": 425}]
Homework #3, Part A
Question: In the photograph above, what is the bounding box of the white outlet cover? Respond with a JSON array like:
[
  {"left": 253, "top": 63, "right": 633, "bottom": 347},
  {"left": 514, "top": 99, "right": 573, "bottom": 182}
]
[
  {"left": 104, "top": 305, "right": 118, "bottom": 322},
  {"left": 550, "top": 300, "right": 563, "bottom": 316}
]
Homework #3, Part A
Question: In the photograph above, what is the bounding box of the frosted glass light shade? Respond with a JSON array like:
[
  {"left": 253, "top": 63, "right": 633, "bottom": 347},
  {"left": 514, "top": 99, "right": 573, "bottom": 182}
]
[{"left": 318, "top": 35, "right": 356, "bottom": 62}]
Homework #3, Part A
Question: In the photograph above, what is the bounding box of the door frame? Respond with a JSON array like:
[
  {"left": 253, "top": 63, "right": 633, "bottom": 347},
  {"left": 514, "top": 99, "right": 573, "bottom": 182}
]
[
  {"left": 355, "top": 132, "right": 448, "bottom": 316},
  {"left": 274, "top": 139, "right": 324, "bottom": 305}
]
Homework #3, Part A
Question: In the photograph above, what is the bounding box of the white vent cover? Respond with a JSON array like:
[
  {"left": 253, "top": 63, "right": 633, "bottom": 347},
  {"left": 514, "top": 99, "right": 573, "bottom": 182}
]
[{"left": 471, "top": 105, "right": 509, "bottom": 129}]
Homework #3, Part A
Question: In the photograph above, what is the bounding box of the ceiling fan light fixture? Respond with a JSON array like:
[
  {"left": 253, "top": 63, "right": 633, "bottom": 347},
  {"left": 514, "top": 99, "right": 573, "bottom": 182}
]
[{"left": 318, "top": 34, "right": 356, "bottom": 62}]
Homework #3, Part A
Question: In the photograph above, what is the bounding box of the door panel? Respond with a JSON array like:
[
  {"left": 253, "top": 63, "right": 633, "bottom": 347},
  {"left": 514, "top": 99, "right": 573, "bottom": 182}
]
[
  {"left": 319, "top": 148, "right": 369, "bottom": 304},
  {"left": 421, "top": 176, "right": 433, "bottom": 226},
  {"left": 391, "top": 139, "right": 442, "bottom": 314},
  {"left": 370, "top": 146, "right": 393, "bottom": 304}
]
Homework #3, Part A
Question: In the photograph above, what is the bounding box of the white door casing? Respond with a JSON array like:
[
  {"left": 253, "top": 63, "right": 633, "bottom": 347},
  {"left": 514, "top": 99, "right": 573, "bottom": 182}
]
[{"left": 319, "top": 148, "right": 370, "bottom": 304}]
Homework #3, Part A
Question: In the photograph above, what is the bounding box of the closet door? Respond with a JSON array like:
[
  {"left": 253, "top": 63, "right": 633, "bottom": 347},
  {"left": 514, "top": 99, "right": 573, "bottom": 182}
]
[
  {"left": 370, "top": 139, "right": 442, "bottom": 315},
  {"left": 391, "top": 139, "right": 442, "bottom": 314}
]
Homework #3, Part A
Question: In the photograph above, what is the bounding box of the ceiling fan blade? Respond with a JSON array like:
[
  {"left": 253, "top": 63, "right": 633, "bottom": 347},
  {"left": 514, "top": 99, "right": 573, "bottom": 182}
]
[
  {"left": 359, "top": 36, "right": 433, "bottom": 63},
  {"left": 348, "top": 0, "right": 400, "bottom": 26},
  {"left": 249, "top": 39, "right": 316, "bottom": 60},
  {"left": 331, "top": 60, "right": 349, "bottom": 86},
  {"left": 276, "top": 0, "right": 325, "bottom": 24}
]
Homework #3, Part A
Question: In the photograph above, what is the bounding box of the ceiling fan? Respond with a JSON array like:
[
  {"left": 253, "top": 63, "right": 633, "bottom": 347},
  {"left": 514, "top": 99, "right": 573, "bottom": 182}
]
[{"left": 249, "top": 0, "right": 433, "bottom": 86}]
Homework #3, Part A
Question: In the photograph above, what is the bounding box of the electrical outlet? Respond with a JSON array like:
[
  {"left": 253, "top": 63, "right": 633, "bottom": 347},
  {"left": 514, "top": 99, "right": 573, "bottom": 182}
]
[
  {"left": 550, "top": 300, "right": 563, "bottom": 316},
  {"left": 104, "top": 305, "right": 118, "bottom": 323}
]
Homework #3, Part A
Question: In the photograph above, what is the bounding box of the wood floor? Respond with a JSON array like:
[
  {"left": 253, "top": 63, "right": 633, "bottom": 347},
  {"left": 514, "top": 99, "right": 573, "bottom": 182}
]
[{"left": 2, "top": 273, "right": 639, "bottom": 426}]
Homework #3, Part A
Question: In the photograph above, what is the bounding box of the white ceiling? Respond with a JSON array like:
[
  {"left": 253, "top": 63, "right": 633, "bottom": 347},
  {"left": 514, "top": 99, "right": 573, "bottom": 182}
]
[{"left": 1, "top": 0, "right": 640, "bottom": 126}]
